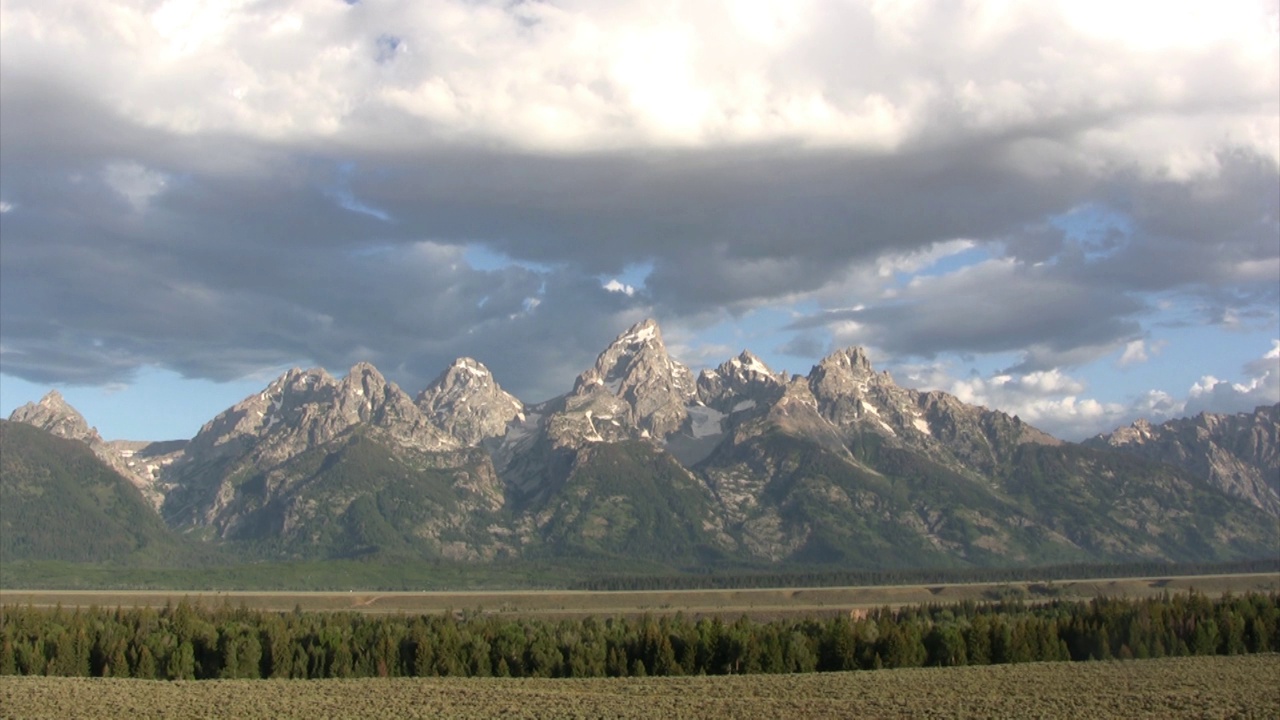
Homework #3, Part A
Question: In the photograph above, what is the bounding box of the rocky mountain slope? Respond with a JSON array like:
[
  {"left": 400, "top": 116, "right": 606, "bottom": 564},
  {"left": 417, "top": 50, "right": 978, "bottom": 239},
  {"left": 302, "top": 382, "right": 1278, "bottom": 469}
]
[
  {"left": 155, "top": 363, "right": 508, "bottom": 560},
  {"left": 1085, "top": 404, "right": 1280, "bottom": 515},
  {"left": 689, "top": 345, "right": 1270, "bottom": 566},
  {"left": 6, "top": 319, "right": 1278, "bottom": 571},
  {"left": 7, "top": 391, "right": 183, "bottom": 509}
]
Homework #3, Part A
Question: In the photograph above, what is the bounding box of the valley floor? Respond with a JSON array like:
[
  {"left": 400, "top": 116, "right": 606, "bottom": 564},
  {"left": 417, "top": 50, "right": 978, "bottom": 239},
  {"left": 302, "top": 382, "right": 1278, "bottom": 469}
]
[
  {"left": 2, "top": 654, "right": 1276, "bottom": 719},
  {"left": 2, "top": 571, "right": 1276, "bottom": 619}
]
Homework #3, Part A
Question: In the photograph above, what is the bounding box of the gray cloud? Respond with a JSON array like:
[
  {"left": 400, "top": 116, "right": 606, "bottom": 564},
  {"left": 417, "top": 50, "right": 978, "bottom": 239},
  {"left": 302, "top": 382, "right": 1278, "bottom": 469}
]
[
  {"left": 1, "top": 0, "right": 1276, "bottom": 418},
  {"left": 788, "top": 259, "right": 1147, "bottom": 365}
]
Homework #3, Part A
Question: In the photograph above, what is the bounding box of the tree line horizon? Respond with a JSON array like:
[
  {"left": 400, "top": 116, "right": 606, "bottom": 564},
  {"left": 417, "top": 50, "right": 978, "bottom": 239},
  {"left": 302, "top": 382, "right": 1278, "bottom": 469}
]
[{"left": 2, "top": 591, "right": 1276, "bottom": 680}]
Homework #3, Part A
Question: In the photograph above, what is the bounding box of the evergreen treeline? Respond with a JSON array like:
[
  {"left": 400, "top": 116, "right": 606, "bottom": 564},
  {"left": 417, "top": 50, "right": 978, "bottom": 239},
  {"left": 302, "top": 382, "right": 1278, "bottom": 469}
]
[
  {"left": 570, "top": 557, "right": 1280, "bottom": 592},
  {"left": 2, "top": 591, "right": 1276, "bottom": 680}
]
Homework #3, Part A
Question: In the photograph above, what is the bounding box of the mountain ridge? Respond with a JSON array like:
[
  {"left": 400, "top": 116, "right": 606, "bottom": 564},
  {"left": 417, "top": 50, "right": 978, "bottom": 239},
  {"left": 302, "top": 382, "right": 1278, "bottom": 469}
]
[
  {"left": 6, "top": 318, "right": 1277, "bottom": 572},
  {"left": 1085, "top": 403, "right": 1280, "bottom": 515}
]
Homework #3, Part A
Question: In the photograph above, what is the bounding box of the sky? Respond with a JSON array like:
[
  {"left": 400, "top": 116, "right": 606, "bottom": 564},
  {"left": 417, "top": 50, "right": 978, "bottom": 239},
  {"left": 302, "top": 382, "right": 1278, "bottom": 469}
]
[{"left": 1, "top": 0, "right": 1277, "bottom": 443}]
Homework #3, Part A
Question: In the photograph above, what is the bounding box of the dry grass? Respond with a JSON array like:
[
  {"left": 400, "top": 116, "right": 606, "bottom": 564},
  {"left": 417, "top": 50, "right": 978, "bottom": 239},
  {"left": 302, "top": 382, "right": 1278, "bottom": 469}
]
[
  {"left": 3, "top": 654, "right": 1277, "bottom": 719},
  {"left": 2, "top": 572, "right": 1275, "bottom": 619}
]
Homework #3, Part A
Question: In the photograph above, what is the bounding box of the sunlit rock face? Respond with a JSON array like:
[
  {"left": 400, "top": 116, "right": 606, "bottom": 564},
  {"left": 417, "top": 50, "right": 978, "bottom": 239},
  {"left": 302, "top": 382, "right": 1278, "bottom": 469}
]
[
  {"left": 1087, "top": 404, "right": 1280, "bottom": 515},
  {"left": 417, "top": 357, "right": 524, "bottom": 446}
]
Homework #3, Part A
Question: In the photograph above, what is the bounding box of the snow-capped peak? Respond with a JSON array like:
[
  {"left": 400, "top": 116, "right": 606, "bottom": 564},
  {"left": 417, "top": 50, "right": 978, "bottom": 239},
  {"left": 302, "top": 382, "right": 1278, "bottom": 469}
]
[
  {"left": 562, "top": 318, "right": 696, "bottom": 439},
  {"left": 696, "top": 349, "right": 786, "bottom": 412},
  {"left": 451, "top": 357, "right": 491, "bottom": 378},
  {"left": 728, "top": 350, "right": 775, "bottom": 378},
  {"left": 617, "top": 318, "right": 660, "bottom": 346}
]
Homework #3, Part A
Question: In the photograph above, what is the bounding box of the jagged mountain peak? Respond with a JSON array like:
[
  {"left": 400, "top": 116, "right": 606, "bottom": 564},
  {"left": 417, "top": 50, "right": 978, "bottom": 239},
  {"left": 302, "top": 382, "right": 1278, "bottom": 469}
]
[
  {"left": 808, "top": 347, "right": 893, "bottom": 415},
  {"left": 338, "top": 361, "right": 392, "bottom": 406},
  {"left": 591, "top": 318, "right": 684, "bottom": 375},
  {"left": 8, "top": 389, "right": 102, "bottom": 445},
  {"left": 346, "top": 360, "right": 382, "bottom": 376},
  {"left": 37, "top": 389, "right": 70, "bottom": 408},
  {"left": 726, "top": 350, "right": 779, "bottom": 380},
  {"left": 815, "top": 346, "right": 876, "bottom": 375},
  {"left": 696, "top": 350, "right": 785, "bottom": 414},
  {"left": 451, "top": 356, "right": 492, "bottom": 374},
  {"left": 558, "top": 318, "right": 694, "bottom": 440},
  {"left": 431, "top": 357, "right": 505, "bottom": 391},
  {"left": 616, "top": 317, "right": 662, "bottom": 346},
  {"left": 583, "top": 319, "right": 679, "bottom": 385},
  {"left": 801, "top": 347, "right": 1062, "bottom": 474},
  {"left": 7, "top": 390, "right": 180, "bottom": 508},
  {"left": 1102, "top": 417, "right": 1156, "bottom": 445},
  {"left": 1087, "top": 402, "right": 1280, "bottom": 515},
  {"left": 261, "top": 367, "right": 335, "bottom": 397},
  {"left": 417, "top": 357, "right": 524, "bottom": 446},
  {"left": 187, "top": 362, "right": 458, "bottom": 458}
]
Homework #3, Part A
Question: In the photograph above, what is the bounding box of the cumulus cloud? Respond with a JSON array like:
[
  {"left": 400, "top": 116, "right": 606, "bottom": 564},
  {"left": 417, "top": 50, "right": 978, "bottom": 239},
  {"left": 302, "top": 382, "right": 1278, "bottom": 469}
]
[
  {"left": 1117, "top": 340, "right": 1150, "bottom": 367},
  {"left": 101, "top": 162, "right": 169, "bottom": 213},
  {"left": 942, "top": 368, "right": 1126, "bottom": 440},
  {"left": 896, "top": 340, "right": 1280, "bottom": 440},
  {"left": 5, "top": 0, "right": 1273, "bottom": 159},
  {"left": 1116, "top": 339, "right": 1167, "bottom": 368},
  {"left": 602, "top": 279, "right": 636, "bottom": 296},
  {"left": 1184, "top": 340, "right": 1280, "bottom": 416}
]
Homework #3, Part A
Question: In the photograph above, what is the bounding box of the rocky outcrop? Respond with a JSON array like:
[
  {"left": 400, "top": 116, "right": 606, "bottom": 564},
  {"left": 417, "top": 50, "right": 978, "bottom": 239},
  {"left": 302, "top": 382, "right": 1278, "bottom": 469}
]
[
  {"left": 803, "top": 348, "right": 1058, "bottom": 476},
  {"left": 8, "top": 390, "right": 102, "bottom": 445},
  {"left": 587, "top": 318, "right": 696, "bottom": 436},
  {"left": 184, "top": 363, "right": 458, "bottom": 466}
]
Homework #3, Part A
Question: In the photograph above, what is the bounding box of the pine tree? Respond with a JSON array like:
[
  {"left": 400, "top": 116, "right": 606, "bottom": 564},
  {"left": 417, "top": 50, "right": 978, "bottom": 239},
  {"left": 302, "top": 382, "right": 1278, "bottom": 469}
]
[
  {"left": 167, "top": 641, "right": 195, "bottom": 680},
  {"left": 0, "top": 635, "right": 15, "bottom": 676},
  {"left": 134, "top": 645, "right": 157, "bottom": 680}
]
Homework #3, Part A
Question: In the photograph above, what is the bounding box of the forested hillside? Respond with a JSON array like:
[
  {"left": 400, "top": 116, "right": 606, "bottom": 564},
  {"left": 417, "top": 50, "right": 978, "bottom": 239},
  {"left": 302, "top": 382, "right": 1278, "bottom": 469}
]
[{"left": 0, "top": 421, "right": 189, "bottom": 564}]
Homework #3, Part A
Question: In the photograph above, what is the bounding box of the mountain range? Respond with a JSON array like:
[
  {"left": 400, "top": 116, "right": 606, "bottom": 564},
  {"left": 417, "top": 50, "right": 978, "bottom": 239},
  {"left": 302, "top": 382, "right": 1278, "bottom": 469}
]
[{"left": 4, "top": 319, "right": 1278, "bottom": 572}]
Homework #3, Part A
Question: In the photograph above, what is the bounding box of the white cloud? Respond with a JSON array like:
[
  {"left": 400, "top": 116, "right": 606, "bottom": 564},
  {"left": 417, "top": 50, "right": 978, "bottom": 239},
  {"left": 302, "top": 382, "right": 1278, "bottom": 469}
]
[
  {"left": 1118, "top": 339, "right": 1168, "bottom": 368},
  {"left": 2, "top": 0, "right": 1274, "bottom": 166},
  {"left": 602, "top": 279, "right": 635, "bottom": 296},
  {"left": 1118, "top": 339, "right": 1148, "bottom": 367},
  {"left": 941, "top": 366, "right": 1127, "bottom": 439},
  {"left": 1184, "top": 339, "right": 1280, "bottom": 415},
  {"left": 910, "top": 339, "right": 1280, "bottom": 440}
]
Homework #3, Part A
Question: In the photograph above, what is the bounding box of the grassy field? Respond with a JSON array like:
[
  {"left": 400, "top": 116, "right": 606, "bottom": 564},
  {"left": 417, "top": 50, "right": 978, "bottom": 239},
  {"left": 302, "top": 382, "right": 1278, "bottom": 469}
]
[
  {"left": 1, "top": 654, "right": 1275, "bottom": 719},
  {"left": 2, "top": 572, "right": 1275, "bottom": 618}
]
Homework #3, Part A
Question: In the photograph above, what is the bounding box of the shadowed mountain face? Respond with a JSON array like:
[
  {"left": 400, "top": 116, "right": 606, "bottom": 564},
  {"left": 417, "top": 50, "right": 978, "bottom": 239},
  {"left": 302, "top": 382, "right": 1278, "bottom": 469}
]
[
  {"left": 0, "top": 420, "right": 188, "bottom": 563},
  {"left": 7, "top": 319, "right": 1279, "bottom": 569}
]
